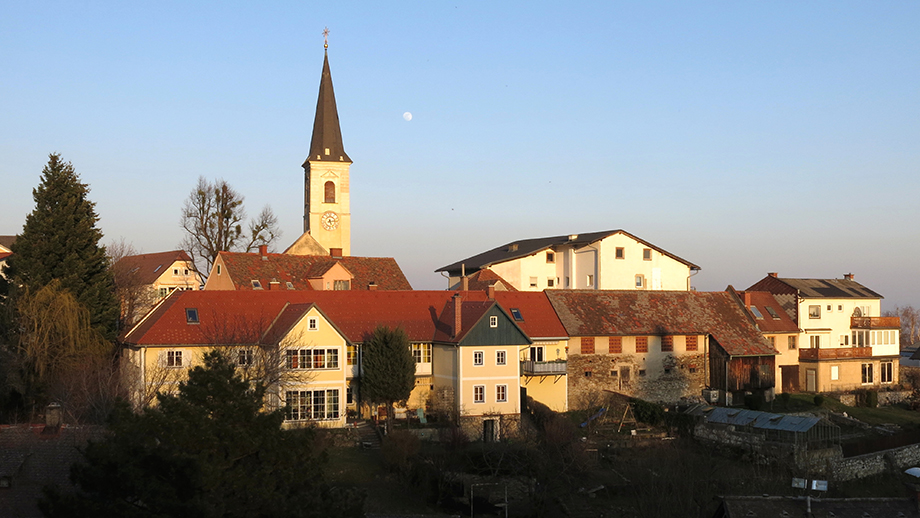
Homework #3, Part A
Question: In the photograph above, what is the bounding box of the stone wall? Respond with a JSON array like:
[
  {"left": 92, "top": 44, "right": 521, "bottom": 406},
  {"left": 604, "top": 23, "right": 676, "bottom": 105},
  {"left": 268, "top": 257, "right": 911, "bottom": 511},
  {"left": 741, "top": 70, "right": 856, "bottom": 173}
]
[
  {"left": 459, "top": 414, "right": 521, "bottom": 442},
  {"left": 568, "top": 352, "right": 706, "bottom": 407},
  {"left": 835, "top": 390, "right": 910, "bottom": 407}
]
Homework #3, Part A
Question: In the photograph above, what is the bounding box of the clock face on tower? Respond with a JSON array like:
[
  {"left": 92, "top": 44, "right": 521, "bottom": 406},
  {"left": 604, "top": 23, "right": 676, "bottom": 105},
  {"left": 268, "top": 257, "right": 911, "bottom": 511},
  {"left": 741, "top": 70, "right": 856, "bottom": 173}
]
[{"left": 321, "top": 211, "right": 339, "bottom": 231}]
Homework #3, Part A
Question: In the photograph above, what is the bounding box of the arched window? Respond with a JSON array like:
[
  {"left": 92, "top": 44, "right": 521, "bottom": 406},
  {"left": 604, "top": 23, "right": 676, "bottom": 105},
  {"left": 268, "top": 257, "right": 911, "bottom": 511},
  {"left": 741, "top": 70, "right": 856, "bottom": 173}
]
[{"left": 324, "top": 181, "right": 336, "bottom": 203}]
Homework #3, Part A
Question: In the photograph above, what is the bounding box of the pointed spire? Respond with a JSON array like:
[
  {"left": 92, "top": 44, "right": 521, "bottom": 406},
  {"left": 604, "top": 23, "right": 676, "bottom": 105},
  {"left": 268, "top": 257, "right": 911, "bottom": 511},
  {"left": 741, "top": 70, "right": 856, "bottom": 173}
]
[{"left": 304, "top": 42, "right": 350, "bottom": 166}]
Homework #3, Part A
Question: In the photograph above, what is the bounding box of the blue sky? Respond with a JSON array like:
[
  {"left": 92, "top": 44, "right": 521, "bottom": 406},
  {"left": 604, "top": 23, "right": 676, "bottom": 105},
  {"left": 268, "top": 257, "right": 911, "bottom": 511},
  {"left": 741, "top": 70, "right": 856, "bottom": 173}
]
[{"left": 2, "top": 2, "right": 918, "bottom": 307}]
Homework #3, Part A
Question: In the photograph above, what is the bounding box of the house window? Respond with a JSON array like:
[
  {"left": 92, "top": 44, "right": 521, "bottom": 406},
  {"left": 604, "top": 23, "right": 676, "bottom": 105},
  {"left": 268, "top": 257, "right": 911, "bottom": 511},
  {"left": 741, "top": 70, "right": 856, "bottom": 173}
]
[
  {"left": 788, "top": 336, "right": 796, "bottom": 350},
  {"left": 862, "top": 363, "right": 874, "bottom": 384},
  {"left": 528, "top": 276, "right": 538, "bottom": 288},
  {"left": 609, "top": 336, "right": 622, "bottom": 354},
  {"left": 768, "top": 336, "right": 776, "bottom": 348},
  {"left": 686, "top": 335, "right": 698, "bottom": 352},
  {"left": 530, "top": 346, "right": 544, "bottom": 362},
  {"left": 308, "top": 317, "right": 318, "bottom": 331},
  {"left": 638, "top": 369, "right": 646, "bottom": 376},
  {"left": 496, "top": 384, "right": 507, "bottom": 403},
  {"left": 473, "top": 385, "right": 485, "bottom": 403},
  {"left": 831, "top": 365, "right": 839, "bottom": 381},
  {"left": 346, "top": 386, "right": 353, "bottom": 405},
  {"left": 347, "top": 345, "right": 358, "bottom": 365},
  {"left": 636, "top": 337, "right": 649, "bottom": 353},
  {"left": 587, "top": 274, "right": 594, "bottom": 287},
  {"left": 547, "top": 278, "right": 555, "bottom": 288},
  {"left": 635, "top": 275, "right": 644, "bottom": 288},
  {"left": 159, "top": 287, "right": 169, "bottom": 298},
  {"left": 185, "top": 308, "right": 199, "bottom": 324},
  {"left": 546, "top": 251, "right": 555, "bottom": 263},
  {"left": 184, "top": 269, "right": 189, "bottom": 276},
  {"left": 584, "top": 370, "right": 592, "bottom": 377},
  {"left": 765, "top": 306, "right": 780, "bottom": 319},
  {"left": 838, "top": 305, "right": 843, "bottom": 312},
  {"left": 412, "top": 343, "right": 431, "bottom": 364},
  {"left": 238, "top": 349, "right": 253, "bottom": 367},
  {"left": 324, "top": 181, "right": 336, "bottom": 203},
  {"left": 166, "top": 350, "right": 183, "bottom": 368},
  {"left": 473, "top": 351, "right": 484, "bottom": 366},
  {"left": 581, "top": 337, "right": 595, "bottom": 354},
  {"left": 286, "top": 349, "right": 338, "bottom": 369},
  {"left": 840, "top": 334, "right": 849, "bottom": 346},
  {"left": 852, "top": 330, "right": 869, "bottom": 347},
  {"left": 881, "top": 361, "right": 893, "bottom": 383},
  {"left": 827, "top": 305, "right": 832, "bottom": 312},
  {"left": 252, "top": 280, "right": 263, "bottom": 290},
  {"left": 643, "top": 248, "right": 651, "bottom": 261},
  {"left": 285, "top": 389, "right": 339, "bottom": 421},
  {"left": 750, "top": 307, "right": 764, "bottom": 319},
  {"left": 333, "top": 280, "right": 350, "bottom": 290},
  {"left": 810, "top": 335, "right": 821, "bottom": 348},
  {"left": 496, "top": 350, "right": 506, "bottom": 365},
  {"left": 173, "top": 268, "right": 179, "bottom": 276},
  {"left": 615, "top": 247, "right": 625, "bottom": 259},
  {"left": 808, "top": 305, "right": 820, "bottom": 319},
  {"left": 490, "top": 315, "right": 498, "bottom": 328},
  {"left": 216, "top": 264, "right": 221, "bottom": 275},
  {"left": 565, "top": 276, "right": 570, "bottom": 287},
  {"left": 661, "top": 336, "right": 673, "bottom": 352},
  {"left": 510, "top": 308, "right": 523, "bottom": 321}
]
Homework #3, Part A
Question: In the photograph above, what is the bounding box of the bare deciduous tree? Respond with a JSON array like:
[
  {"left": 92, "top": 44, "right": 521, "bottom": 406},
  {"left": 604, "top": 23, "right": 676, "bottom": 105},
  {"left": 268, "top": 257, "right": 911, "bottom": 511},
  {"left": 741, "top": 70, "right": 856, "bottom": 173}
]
[
  {"left": 885, "top": 305, "right": 920, "bottom": 348},
  {"left": 108, "top": 238, "right": 158, "bottom": 331},
  {"left": 180, "top": 177, "right": 281, "bottom": 274}
]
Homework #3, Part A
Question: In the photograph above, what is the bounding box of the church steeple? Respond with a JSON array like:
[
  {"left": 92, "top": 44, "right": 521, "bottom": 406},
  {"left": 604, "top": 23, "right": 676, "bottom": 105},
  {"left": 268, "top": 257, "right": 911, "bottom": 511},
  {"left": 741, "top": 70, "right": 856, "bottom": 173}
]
[
  {"left": 300, "top": 32, "right": 352, "bottom": 256},
  {"left": 304, "top": 50, "right": 351, "bottom": 165}
]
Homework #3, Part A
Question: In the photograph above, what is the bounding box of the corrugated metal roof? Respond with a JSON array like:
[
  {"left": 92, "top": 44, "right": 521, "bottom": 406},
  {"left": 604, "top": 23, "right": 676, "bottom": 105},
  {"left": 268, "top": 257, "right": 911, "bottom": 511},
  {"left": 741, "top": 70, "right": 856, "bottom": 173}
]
[{"left": 685, "top": 405, "right": 824, "bottom": 433}]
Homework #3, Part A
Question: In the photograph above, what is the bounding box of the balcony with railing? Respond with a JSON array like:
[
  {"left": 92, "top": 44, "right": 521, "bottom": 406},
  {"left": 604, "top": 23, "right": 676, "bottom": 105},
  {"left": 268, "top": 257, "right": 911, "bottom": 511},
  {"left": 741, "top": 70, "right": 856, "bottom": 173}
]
[
  {"left": 851, "top": 316, "right": 900, "bottom": 329},
  {"left": 799, "top": 347, "right": 873, "bottom": 361},
  {"left": 521, "top": 360, "right": 567, "bottom": 376}
]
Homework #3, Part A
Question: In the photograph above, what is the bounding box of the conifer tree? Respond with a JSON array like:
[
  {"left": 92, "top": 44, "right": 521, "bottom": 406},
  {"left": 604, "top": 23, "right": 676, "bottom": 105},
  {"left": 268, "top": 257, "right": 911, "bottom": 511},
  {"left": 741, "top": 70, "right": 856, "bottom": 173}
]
[
  {"left": 4, "top": 154, "right": 118, "bottom": 339},
  {"left": 361, "top": 325, "right": 415, "bottom": 434}
]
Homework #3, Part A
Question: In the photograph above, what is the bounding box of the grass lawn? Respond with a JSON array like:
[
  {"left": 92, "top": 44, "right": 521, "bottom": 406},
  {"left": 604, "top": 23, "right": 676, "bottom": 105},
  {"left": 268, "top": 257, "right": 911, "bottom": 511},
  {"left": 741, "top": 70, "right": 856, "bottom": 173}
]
[{"left": 772, "top": 393, "right": 920, "bottom": 429}]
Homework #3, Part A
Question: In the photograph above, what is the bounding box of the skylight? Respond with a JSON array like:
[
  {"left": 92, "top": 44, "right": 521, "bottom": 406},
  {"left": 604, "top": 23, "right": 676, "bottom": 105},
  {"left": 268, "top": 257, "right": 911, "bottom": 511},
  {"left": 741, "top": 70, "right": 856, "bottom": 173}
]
[
  {"left": 251, "top": 280, "right": 263, "bottom": 289},
  {"left": 510, "top": 308, "right": 523, "bottom": 321},
  {"left": 185, "top": 308, "right": 199, "bottom": 324},
  {"left": 750, "top": 307, "right": 764, "bottom": 319},
  {"left": 286, "top": 281, "right": 294, "bottom": 289},
  {"left": 765, "top": 306, "right": 781, "bottom": 320}
]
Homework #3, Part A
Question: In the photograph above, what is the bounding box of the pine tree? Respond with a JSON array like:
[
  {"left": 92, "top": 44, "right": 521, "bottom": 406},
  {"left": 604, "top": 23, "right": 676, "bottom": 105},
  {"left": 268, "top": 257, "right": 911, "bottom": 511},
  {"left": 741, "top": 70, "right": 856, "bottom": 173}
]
[
  {"left": 4, "top": 154, "right": 118, "bottom": 339},
  {"left": 361, "top": 325, "right": 415, "bottom": 434}
]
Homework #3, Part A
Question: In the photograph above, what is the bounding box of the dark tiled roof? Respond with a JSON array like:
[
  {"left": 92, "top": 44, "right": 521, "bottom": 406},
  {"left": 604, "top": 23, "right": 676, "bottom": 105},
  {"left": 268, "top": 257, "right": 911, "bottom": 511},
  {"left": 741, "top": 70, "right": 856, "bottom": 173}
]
[
  {"left": 735, "top": 291, "right": 800, "bottom": 334},
  {"left": 748, "top": 275, "right": 883, "bottom": 299},
  {"left": 218, "top": 252, "right": 412, "bottom": 291},
  {"left": 546, "top": 290, "right": 775, "bottom": 357},
  {"left": 0, "top": 235, "right": 15, "bottom": 250},
  {"left": 113, "top": 250, "right": 195, "bottom": 285},
  {"left": 436, "top": 229, "right": 700, "bottom": 274},
  {"left": 304, "top": 51, "right": 350, "bottom": 165},
  {"left": 432, "top": 298, "right": 496, "bottom": 343}
]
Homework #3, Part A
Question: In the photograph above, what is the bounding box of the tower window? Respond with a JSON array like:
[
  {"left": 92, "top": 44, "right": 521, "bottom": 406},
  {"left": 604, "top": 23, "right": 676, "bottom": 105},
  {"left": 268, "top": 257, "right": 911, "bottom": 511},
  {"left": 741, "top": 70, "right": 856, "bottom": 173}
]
[{"left": 324, "top": 181, "right": 336, "bottom": 203}]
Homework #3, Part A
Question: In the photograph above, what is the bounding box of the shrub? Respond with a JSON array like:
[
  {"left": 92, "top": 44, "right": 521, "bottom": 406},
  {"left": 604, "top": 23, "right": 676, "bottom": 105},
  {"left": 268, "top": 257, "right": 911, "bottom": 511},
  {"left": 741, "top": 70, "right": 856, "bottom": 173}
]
[
  {"left": 382, "top": 430, "right": 420, "bottom": 478},
  {"left": 631, "top": 398, "right": 665, "bottom": 426},
  {"left": 813, "top": 394, "right": 825, "bottom": 407},
  {"left": 866, "top": 390, "right": 878, "bottom": 408},
  {"left": 745, "top": 392, "right": 766, "bottom": 411},
  {"left": 778, "top": 392, "right": 791, "bottom": 406}
]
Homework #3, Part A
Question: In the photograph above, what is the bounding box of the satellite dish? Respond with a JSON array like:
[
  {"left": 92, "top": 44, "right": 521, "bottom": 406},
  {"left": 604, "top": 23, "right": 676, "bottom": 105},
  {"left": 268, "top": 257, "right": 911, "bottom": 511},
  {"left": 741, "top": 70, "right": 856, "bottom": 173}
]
[{"left": 852, "top": 307, "right": 862, "bottom": 317}]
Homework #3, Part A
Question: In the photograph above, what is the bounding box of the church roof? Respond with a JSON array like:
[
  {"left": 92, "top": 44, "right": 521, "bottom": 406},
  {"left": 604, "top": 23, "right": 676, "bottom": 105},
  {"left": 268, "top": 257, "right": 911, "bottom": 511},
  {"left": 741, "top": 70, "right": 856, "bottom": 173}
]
[
  {"left": 435, "top": 229, "right": 700, "bottom": 275},
  {"left": 304, "top": 51, "right": 351, "bottom": 166}
]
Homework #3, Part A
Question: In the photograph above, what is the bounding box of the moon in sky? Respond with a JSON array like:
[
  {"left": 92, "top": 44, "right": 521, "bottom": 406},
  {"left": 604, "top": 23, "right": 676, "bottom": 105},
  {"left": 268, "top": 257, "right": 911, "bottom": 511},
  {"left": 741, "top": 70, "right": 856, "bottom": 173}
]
[{"left": 403, "top": 112, "right": 412, "bottom": 121}]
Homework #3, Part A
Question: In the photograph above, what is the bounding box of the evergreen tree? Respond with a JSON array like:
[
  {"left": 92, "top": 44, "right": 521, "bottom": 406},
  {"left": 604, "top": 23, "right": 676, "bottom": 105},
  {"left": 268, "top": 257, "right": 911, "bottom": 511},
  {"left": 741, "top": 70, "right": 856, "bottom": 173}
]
[
  {"left": 361, "top": 326, "right": 415, "bottom": 434},
  {"left": 4, "top": 154, "right": 117, "bottom": 339},
  {"left": 40, "top": 351, "right": 363, "bottom": 518}
]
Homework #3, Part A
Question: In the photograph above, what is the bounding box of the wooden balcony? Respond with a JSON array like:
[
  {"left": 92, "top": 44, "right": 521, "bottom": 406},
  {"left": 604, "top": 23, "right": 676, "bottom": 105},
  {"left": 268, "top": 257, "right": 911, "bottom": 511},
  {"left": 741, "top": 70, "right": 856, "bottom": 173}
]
[
  {"left": 521, "top": 360, "right": 567, "bottom": 376},
  {"left": 851, "top": 316, "right": 900, "bottom": 329},
  {"left": 799, "top": 347, "right": 873, "bottom": 361}
]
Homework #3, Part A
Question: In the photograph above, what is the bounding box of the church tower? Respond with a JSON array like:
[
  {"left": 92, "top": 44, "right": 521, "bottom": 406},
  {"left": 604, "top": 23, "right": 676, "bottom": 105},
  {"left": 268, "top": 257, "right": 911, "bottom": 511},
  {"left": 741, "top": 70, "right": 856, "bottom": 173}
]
[{"left": 302, "top": 43, "right": 352, "bottom": 256}]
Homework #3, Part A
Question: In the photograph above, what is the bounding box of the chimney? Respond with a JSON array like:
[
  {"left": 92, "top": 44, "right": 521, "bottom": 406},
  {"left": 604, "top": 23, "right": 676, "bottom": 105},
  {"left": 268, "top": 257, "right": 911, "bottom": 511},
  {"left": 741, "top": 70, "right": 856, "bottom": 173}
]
[
  {"left": 768, "top": 272, "right": 778, "bottom": 278},
  {"left": 259, "top": 244, "right": 268, "bottom": 259},
  {"left": 453, "top": 292, "right": 462, "bottom": 338},
  {"left": 844, "top": 273, "right": 854, "bottom": 281},
  {"left": 330, "top": 248, "right": 343, "bottom": 259},
  {"left": 368, "top": 282, "right": 378, "bottom": 291},
  {"left": 461, "top": 275, "right": 469, "bottom": 291},
  {"left": 487, "top": 285, "right": 496, "bottom": 300},
  {"left": 743, "top": 291, "right": 751, "bottom": 307},
  {"left": 269, "top": 279, "right": 280, "bottom": 291}
]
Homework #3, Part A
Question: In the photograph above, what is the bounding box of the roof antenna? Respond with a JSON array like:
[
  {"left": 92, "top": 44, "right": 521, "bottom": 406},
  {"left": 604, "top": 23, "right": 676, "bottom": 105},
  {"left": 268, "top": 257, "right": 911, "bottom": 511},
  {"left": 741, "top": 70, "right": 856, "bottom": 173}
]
[{"left": 323, "top": 27, "right": 329, "bottom": 50}]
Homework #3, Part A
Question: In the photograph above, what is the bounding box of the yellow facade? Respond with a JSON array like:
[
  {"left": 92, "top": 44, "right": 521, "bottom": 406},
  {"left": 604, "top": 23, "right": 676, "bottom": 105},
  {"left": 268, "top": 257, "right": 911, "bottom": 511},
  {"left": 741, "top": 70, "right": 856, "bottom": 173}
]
[{"left": 519, "top": 339, "right": 568, "bottom": 412}]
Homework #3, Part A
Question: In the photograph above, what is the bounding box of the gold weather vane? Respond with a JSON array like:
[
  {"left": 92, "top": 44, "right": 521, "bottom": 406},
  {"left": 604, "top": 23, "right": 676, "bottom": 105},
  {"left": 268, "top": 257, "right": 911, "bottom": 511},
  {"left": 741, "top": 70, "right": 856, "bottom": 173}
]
[{"left": 323, "top": 27, "right": 329, "bottom": 49}]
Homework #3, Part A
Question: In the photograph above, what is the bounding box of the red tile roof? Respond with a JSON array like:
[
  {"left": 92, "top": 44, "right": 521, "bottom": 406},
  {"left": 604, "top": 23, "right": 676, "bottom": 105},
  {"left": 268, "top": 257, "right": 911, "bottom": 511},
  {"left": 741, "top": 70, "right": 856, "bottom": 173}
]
[
  {"left": 217, "top": 252, "right": 412, "bottom": 291},
  {"left": 546, "top": 290, "right": 775, "bottom": 357},
  {"left": 490, "top": 292, "right": 566, "bottom": 339},
  {"left": 462, "top": 269, "right": 518, "bottom": 291},
  {"left": 0, "top": 252, "right": 11, "bottom": 262},
  {"left": 735, "top": 291, "right": 799, "bottom": 334},
  {"left": 114, "top": 250, "right": 194, "bottom": 285}
]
